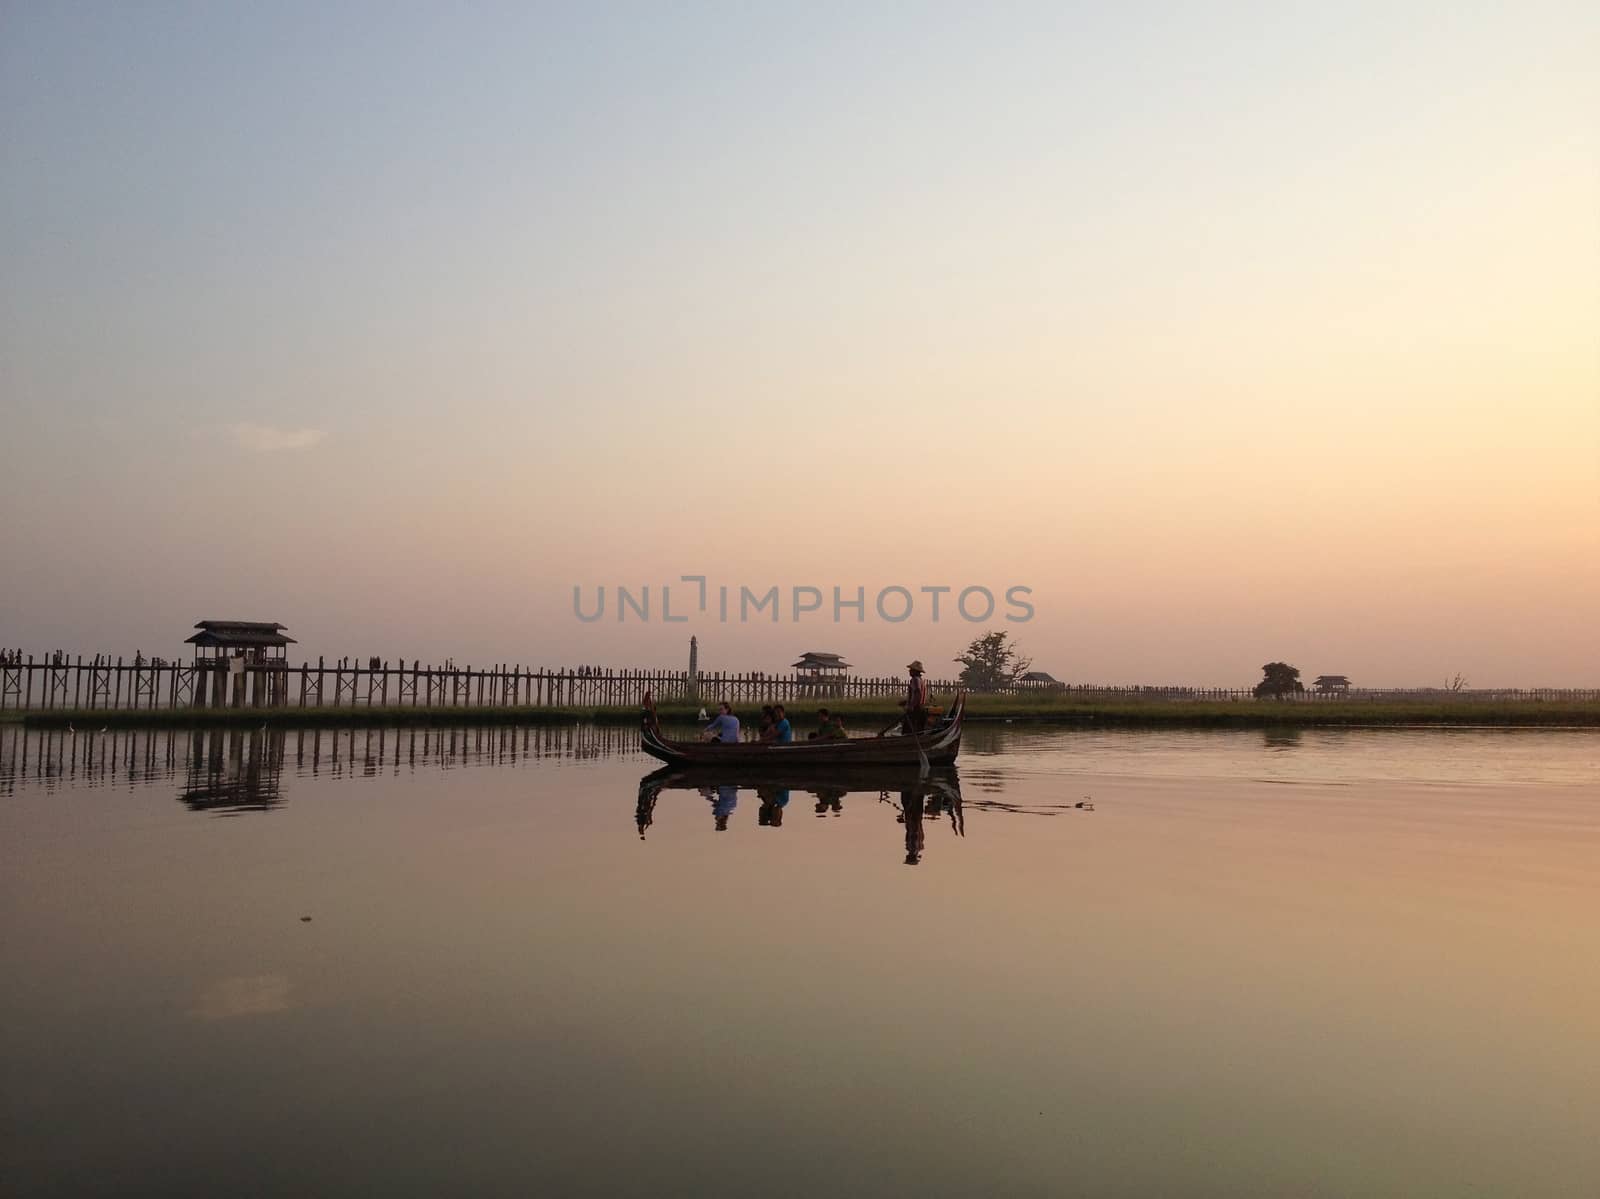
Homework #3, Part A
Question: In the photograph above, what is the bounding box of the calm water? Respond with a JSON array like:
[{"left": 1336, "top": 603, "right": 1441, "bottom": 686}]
[{"left": 2, "top": 723, "right": 1597, "bottom": 1197}]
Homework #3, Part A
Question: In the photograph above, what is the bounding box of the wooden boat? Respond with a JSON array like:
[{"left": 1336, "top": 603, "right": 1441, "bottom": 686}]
[{"left": 639, "top": 690, "right": 965, "bottom": 767}]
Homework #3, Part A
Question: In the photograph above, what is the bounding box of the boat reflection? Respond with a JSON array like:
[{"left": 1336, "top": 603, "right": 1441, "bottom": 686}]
[{"left": 636, "top": 765, "right": 966, "bottom": 865}]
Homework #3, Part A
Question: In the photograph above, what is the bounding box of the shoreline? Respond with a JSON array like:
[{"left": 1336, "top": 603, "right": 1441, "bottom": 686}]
[{"left": 9, "top": 697, "right": 1598, "bottom": 730}]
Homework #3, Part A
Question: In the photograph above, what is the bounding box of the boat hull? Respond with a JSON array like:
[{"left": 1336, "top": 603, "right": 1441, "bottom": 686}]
[{"left": 640, "top": 694, "right": 964, "bottom": 767}]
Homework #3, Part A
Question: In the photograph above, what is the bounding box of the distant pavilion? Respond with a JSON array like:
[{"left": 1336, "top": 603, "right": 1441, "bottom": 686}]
[
  {"left": 1313, "top": 674, "right": 1352, "bottom": 694},
  {"left": 792, "top": 651, "right": 852, "bottom": 697},
  {"left": 792, "top": 651, "right": 852, "bottom": 680},
  {"left": 186, "top": 621, "right": 296, "bottom": 665}
]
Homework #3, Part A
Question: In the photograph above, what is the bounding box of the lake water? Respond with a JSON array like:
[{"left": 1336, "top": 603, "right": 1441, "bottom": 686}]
[{"left": 3, "top": 723, "right": 1597, "bottom": 1197}]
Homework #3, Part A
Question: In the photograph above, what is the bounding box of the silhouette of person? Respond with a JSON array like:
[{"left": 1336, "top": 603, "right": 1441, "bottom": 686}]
[
  {"left": 711, "top": 784, "right": 737, "bottom": 831},
  {"left": 757, "top": 786, "right": 788, "bottom": 827},
  {"left": 812, "top": 787, "right": 845, "bottom": 816},
  {"left": 899, "top": 788, "right": 926, "bottom": 865}
]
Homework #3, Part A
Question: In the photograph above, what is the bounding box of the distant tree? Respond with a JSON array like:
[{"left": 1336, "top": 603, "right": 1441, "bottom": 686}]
[
  {"left": 1253, "top": 662, "right": 1304, "bottom": 700},
  {"left": 1447, "top": 672, "right": 1469, "bottom": 692},
  {"left": 954, "top": 630, "right": 1032, "bottom": 692}
]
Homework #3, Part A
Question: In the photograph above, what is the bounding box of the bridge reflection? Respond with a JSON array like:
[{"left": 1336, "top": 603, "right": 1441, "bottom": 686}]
[
  {"left": 0, "top": 722, "right": 644, "bottom": 809},
  {"left": 180, "top": 729, "right": 287, "bottom": 814}
]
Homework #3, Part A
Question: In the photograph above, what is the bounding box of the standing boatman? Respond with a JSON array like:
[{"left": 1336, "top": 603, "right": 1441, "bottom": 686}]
[{"left": 900, "top": 660, "right": 931, "bottom": 732}]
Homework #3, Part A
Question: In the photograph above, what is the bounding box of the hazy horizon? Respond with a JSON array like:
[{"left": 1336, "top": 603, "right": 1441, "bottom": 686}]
[{"left": 3, "top": 3, "right": 1597, "bottom": 687}]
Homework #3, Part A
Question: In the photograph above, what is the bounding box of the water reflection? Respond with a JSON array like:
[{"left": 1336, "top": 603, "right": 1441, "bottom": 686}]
[
  {"left": 0, "top": 722, "right": 643, "bottom": 807},
  {"left": 636, "top": 765, "right": 968, "bottom": 865},
  {"left": 891, "top": 778, "right": 966, "bottom": 865},
  {"left": 0, "top": 723, "right": 1102, "bottom": 842},
  {"left": 4, "top": 723, "right": 1597, "bottom": 1196},
  {"left": 179, "top": 728, "right": 287, "bottom": 814}
]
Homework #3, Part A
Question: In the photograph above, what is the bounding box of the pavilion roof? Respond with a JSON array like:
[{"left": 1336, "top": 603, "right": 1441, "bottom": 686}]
[
  {"left": 185, "top": 620, "right": 296, "bottom": 648},
  {"left": 792, "top": 651, "right": 852, "bottom": 669}
]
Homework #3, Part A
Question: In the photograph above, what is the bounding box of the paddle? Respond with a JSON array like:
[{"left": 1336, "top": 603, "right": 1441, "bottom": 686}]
[
  {"left": 910, "top": 677, "right": 932, "bottom": 777},
  {"left": 877, "top": 678, "right": 931, "bottom": 777},
  {"left": 903, "top": 687, "right": 933, "bottom": 778}
]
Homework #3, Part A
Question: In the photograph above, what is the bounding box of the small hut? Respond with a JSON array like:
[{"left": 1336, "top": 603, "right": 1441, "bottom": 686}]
[
  {"left": 1313, "top": 674, "right": 1351, "bottom": 694},
  {"left": 186, "top": 621, "right": 296, "bottom": 665},
  {"left": 1019, "top": 670, "right": 1065, "bottom": 690},
  {"left": 792, "top": 651, "right": 851, "bottom": 698},
  {"left": 792, "top": 651, "right": 852, "bottom": 680}
]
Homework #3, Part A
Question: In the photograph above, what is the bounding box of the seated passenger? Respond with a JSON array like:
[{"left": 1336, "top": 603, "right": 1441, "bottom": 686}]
[
  {"left": 766, "top": 704, "right": 792, "bottom": 744},
  {"left": 700, "top": 702, "right": 740, "bottom": 744},
  {"left": 808, "top": 708, "right": 832, "bottom": 740}
]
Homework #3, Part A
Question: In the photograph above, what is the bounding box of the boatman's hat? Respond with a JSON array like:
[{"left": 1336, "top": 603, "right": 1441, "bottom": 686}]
[{"left": 906, "top": 660, "right": 925, "bottom": 673}]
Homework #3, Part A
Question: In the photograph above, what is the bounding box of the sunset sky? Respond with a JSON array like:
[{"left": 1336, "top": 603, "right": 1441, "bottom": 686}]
[{"left": 3, "top": 3, "right": 1596, "bottom": 685}]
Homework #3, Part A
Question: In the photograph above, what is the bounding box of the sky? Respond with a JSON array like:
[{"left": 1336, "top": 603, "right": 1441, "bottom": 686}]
[{"left": 2, "top": 2, "right": 1596, "bottom": 686}]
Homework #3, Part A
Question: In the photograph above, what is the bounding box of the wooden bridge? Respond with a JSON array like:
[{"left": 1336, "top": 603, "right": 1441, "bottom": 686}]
[
  {"left": 0, "top": 652, "right": 943, "bottom": 713},
  {"left": 0, "top": 651, "right": 1593, "bottom": 713}
]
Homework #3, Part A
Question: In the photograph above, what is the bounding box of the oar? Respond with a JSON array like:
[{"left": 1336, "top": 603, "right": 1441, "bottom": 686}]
[
  {"left": 879, "top": 695, "right": 931, "bottom": 776},
  {"left": 907, "top": 696, "right": 931, "bottom": 778}
]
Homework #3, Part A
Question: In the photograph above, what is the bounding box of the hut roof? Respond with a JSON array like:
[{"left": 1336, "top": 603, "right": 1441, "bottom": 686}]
[
  {"left": 185, "top": 620, "right": 296, "bottom": 648},
  {"left": 1021, "top": 671, "right": 1060, "bottom": 683},
  {"left": 1314, "top": 674, "right": 1351, "bottom": 684},
  {"left": 792, "top": 651, "right": 852, "bottom": 669}
]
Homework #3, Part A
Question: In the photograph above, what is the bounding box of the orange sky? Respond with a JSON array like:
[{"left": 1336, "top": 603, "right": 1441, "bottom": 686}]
[{"left": 2, "top": 5, "right": 1596, "bottom": 685}]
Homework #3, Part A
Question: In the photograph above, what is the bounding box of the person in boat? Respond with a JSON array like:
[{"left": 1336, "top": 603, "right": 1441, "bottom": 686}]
[
  {"left": 807, "top": 708, "right": 831, "bottom": 739},
  {"left": 761, "top": 704, "right": 793, "bottom": 744},
  {"left": 899, "top": 660, "right": 931, "bottom": 732},
  {"left": 700, "top": 701, "right": 740, "bottom": 744},
  {"left": 757, "top": 705, "right": 775, "bottom": 739},
  {"left": 810, "top": 712, "right": 847, "bottom": 741}
]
